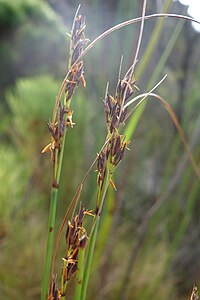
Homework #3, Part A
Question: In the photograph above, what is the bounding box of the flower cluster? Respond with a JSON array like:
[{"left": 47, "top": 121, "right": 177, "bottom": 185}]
[
  {"left": 97, "top": 133, "right": 128, "bottom": 188},
  {"left": 42, "top": 14, "right": 89, "bottom": 187},
  {"left": 50, "top": 206, "right": 92, "bottom": 300},
  {"left": 42, "top": 106, "right": 68, "bottom": 158},
  {"left": 64, "top": 205, "right": 88, "bottom": 282},
  {"left": 97, "top": 69, "right": 135, "bottom": 189},
  {"left": 103, "top": 68, "right": 137, "bottom": 133},
  {"left": 65, "top": 15, "right": 89, "bottom": 102}
]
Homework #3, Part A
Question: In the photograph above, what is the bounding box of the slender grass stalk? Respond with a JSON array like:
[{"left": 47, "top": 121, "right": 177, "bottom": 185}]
[
  {"left": 125, "top": 26, "right": 184, "bottom": 139},
  {"left": 41, "top": 7, "right": 88, "bottom": 299},
  {"left": 41, "top": 76, "right": 69, "bottom": 300},
  {"left": 78, "top": 13, "right": 200, "bottom": 65},
  {"left": 51, "top": 139, "right": 110, "bottom": 279},
  {"left": 41, "top": 114, "right": 69, "bottom": 300},
  {"left": 61, "top": 259, "right": 68, "bottom": 299},
  {"left": 79, "top": 49, "right": 138, "bottom": 297},
  {"left": 74, "top": 247, "right": 85, "bottom": 300},
  {"left": 81, "top": 169, "right": 111, "bottom": 300},
  {"left": 81, "top": 217, "right": 100, "bottom": 300},
  {"left": 92, "top": 185, "right": 115, "bottom": 272},
  {"left": 137, "top": 0, "right": 173, "bottom": 79},
  {"left": 41, "top": 187, "right": 59, "bottom": 300}
]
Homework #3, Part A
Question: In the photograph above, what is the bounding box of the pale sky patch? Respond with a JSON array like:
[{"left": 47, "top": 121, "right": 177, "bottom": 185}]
[{"left": 178, "top": 0, "right": 200, "bottom": 32}]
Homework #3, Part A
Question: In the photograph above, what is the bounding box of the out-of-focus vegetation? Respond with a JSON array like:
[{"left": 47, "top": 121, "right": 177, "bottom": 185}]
[{"left": 0, "top": 0, "right": 200, "bottom": 299}]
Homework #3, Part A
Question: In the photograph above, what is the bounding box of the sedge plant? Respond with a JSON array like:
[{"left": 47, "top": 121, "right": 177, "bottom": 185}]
[
  {"left": 41, "top": 2, "right": 200, "bottom": 300},
  {"left": 41, "top": 8, "right": 89, "bottom": 300}
]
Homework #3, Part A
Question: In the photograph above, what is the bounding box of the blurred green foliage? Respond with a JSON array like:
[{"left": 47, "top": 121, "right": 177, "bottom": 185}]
[
  {"left": 0, "top": 75, "right": 98, "bottom": 299},
  {"left": 0, "top": 0, "right": 200, "bottom": 299},
  {"left": 0, "top": 0, "right": 66, "bottom": 98},
  {"left": 0, "top": 75, "right": 59, "bottom": 233}
]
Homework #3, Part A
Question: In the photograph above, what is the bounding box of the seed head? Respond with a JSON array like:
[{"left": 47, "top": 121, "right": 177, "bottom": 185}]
[
  {"left": 103, "top": 69, "right": 137, "bottom": 133},
  {"left": 97, "top": 133, "right": 129, "bottom": 188}
]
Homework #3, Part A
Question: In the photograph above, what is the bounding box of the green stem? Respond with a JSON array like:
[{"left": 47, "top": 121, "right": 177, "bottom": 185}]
[
  {"left": 80, "top": 169, "right": 111, "bottom": 300},
  {"left": 81, "top": 217, "right": 100, "bottom": 300},
  {"left": 41, "top": 7, "right": 83, "bottom": 299},
  {"left": 61, "top": 259, "right": 68, "bottom": 299},
  {"left": 41, "top": 125, "right": 68, "bottom": 300},
  {"left": 41, "top": 187, "right": 59, "bottom": 300},
  {"left": 92, "top": 185, "right": 115, "bottom": 273},
  {"left": 74, "top": 247, "right": 86, "bottom": 300}
]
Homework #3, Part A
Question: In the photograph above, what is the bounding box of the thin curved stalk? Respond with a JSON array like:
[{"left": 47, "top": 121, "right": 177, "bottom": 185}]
[
  {"left": 78, "top": 13, "right": 200, "bottom": 65},
  {"left": 52, "top": 13, "right": 200, "bottom": 121},
  {"left": 125, "top": 92, "right": 200, "bottom": 180},
  {"left": 136, "top": 0, "right": 173, "bottom": 78},
  {"left": 124, "top": 18, "right": 184, "bottom": 140},
  {"left": 124, "top": 0, "right": 172, "bottom": 141}
]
